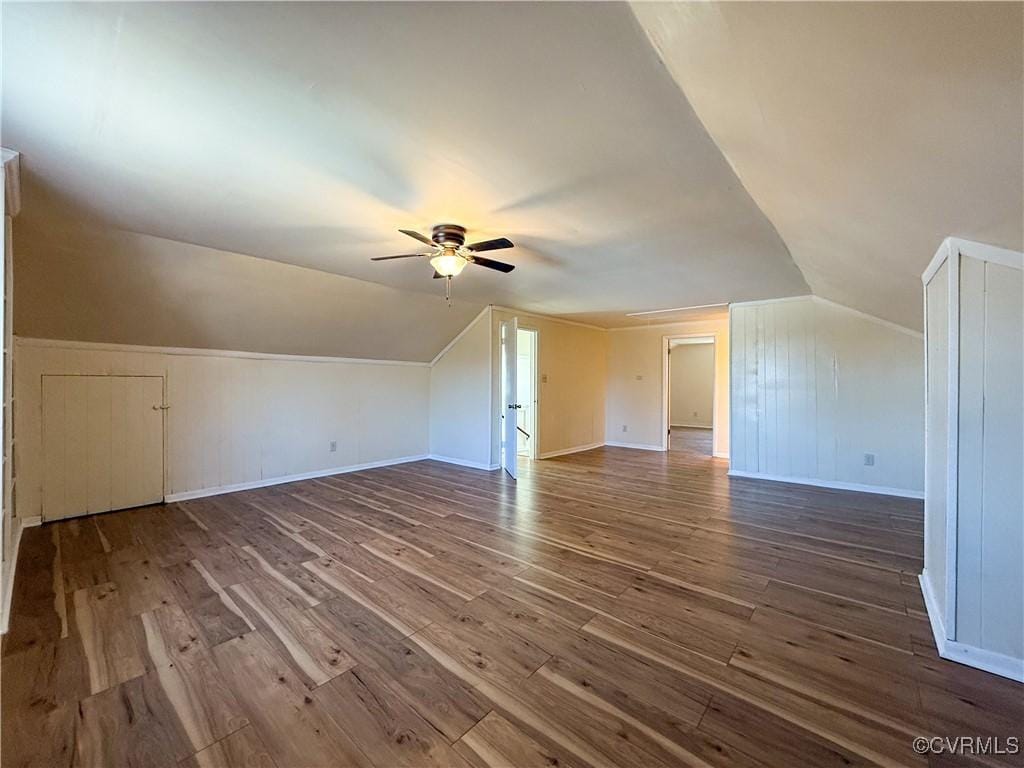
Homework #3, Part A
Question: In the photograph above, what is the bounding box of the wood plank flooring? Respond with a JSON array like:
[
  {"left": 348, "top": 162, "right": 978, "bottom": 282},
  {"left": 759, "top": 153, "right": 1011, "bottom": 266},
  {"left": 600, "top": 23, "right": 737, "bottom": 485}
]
[{"left": 3, "top": 433, "right": 1021, "bottom": 768}]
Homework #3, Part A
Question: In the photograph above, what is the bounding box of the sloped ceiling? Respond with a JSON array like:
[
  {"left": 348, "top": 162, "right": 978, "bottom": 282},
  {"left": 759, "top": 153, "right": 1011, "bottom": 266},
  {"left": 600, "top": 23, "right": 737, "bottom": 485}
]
[
  {"left": 4, "top": 3, "right": 1019, "bottom": 347},
  {"left": 2, "top": 0, "right": 809, "bottom": 345},
  {"left": 632, "top": 1, "right": 1024, "bottom": 330}
]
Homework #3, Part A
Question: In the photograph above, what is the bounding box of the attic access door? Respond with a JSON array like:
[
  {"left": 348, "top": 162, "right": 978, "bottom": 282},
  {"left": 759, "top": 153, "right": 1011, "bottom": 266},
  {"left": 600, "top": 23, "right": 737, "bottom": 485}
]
[
  {"left": 42, "top": 375, "right": 165, "bottom": 521},
  {"left": 500, "top": 317, "right": 518, "bottom": 479}
]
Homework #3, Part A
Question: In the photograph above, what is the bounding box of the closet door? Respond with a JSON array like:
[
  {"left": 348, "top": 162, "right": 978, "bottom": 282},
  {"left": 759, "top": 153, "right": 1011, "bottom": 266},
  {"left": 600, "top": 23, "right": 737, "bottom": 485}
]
[{"left": 42, "top": 375, "right": 164, "bottom": 521}]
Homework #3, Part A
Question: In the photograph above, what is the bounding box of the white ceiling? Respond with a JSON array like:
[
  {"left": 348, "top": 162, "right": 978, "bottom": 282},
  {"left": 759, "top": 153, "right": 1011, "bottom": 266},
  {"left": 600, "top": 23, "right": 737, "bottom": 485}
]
[
  {"left": 3, "top": 2, "right": 1020, "bottom": 337},
  {"left": 632, "top": 1, "right": 1023, "bottom": 330},
  {"left": 2, "top": 1, "right": 808, "bottom": 330}
]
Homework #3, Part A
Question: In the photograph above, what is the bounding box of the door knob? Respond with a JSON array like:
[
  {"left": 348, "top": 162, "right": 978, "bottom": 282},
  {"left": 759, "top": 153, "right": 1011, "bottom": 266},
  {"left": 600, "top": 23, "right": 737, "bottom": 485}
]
[{"left": 508, "top": 403, "right": 522, "bottom": 410}]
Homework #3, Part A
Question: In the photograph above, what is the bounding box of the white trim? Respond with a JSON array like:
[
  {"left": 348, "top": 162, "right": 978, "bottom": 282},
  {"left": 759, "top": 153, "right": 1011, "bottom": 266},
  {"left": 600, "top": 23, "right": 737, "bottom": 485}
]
[
  {"left": 727, "top": 469, "right": 924, "bottom": 500},
  {"left": 944, "top": 249, "right": 960, "bottom": 639},
  {"left": 165, "top": 454, "right": 430, "bottom": 502},
  {"left": 919, "top": 570, "right": 947, "bottom": 647},
  {"left": 727, "top": 295, "right": 812, "bottom": 310},
  {"left": 15, "top": 336, "right": 429, "bottom": 367},
  {"left": 429, "top": 305, "right": 491, "bottom": 367},
  {"left": 712, "top": 451, "right": 730, "bottom": 460},
  {"left": 608, "top": 318, "right": 730, "bottom": 333},
  {"left": 0, "top": 522, "right": 22, "bottom": 634},
  {"left": 662, "top": 332, "right": 720, "bottom": 454},
  {"left": 1, "top": 149, "right": 20, "bottom": 218},
  {"left": 626, "top": 302, "right": 728, "bottom": 317},
  {"left": 922, "top": 239, "right": 953, "bottom": 285},
  {"left": 919, "top": 572, "right": 1024, "bottom": 682},
  {"left": 537, "top": 442, "right": 604, "bottom": 460},
  {"left": 490, "top": 305, "right": 606, "bottom": 332},
  {"left": 950, "top": 237, "right": 1022, "bottom": 272},
  {"left": 428, "top": 454, "right": 500, "bottom": 471},
  {"left": 604, "top": 441, "right": 665, "bottom": 452},
  {"left": 18, "top": 516, "right": 41, "bottom": 528},
  {"left": 670, "top": 424, "right": 712, "bottom": 430},
  {"left": 810, "top": 296, "right": 923, "bottom": 339}
]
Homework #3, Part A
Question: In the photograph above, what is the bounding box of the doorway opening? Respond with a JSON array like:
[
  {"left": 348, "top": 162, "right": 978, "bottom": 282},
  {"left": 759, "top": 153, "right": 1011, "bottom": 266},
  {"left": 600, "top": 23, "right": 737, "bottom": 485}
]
[
  {"left": 663, "top": 335, "right": 715, "bottom": 456},
  {"left": 516, "top": 327, "right": 538, "bottom": 460}
]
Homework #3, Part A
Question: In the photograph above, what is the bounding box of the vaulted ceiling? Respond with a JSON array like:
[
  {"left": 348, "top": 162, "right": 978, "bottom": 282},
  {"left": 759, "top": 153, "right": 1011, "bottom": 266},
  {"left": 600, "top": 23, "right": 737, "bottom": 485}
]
[{"left": 3, "top": 1, "right": 1020, "bottom": 352}]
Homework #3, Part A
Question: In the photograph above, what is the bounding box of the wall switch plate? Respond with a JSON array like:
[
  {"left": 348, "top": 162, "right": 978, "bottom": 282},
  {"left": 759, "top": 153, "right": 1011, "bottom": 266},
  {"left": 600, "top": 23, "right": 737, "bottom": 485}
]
[
  {"left": 863, "top": 452, "right": 875, "bottom": 466},
  {"left": 541, "top": 374, "right": 548, "bottom": 384},
  {"left": 330, "top": 440, "right": 337, "bottom": 453},
  {"left": 622, "top": 425, "right": 628, "bottom": 433},
  {"left": 635, "top": 375, "right": 643, "bottom": 381}
]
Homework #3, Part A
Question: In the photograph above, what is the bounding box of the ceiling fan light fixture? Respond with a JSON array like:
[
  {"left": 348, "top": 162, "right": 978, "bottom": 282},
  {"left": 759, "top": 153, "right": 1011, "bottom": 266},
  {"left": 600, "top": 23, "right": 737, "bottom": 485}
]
[{"left": 430, "top": 251, "right": 468, "bottom": 277}]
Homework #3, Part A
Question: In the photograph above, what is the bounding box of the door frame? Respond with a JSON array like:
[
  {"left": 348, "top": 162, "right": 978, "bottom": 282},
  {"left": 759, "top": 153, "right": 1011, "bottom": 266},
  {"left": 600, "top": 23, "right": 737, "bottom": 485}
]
[
  {"left": 661, "top": 334, "right": 717, "bottom": 453},
  {"left": 516, "top": 326, "right": 540, "bottom": 460},
  {"left": 499, "top": 317, "right": 518, "bottom": 478}
]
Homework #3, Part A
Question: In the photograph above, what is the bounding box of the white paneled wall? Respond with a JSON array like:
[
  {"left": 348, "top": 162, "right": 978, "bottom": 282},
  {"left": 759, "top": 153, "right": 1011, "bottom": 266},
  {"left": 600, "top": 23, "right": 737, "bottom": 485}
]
[
  {"left": 921, "top": 238, "right": 1023, "bottom": 681},
  {"left": 729, "top": 297, "right": 925, "bottom": 496},
  {"left": 14, "top": 339, "right": 430, "bottom": 517}
]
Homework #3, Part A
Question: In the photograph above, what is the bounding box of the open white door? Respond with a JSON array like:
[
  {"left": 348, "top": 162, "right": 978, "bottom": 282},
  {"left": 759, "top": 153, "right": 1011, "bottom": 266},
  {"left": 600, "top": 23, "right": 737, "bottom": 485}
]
[{"left": 500, "top": 317, "right": 518, "bottom": 478}]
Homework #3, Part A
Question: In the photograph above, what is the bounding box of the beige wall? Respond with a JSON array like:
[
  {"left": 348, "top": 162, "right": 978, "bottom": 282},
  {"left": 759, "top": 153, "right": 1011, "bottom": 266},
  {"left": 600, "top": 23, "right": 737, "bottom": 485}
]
[
  {"left": 490, "top": 309, "right": 607, "bottom": 462},
  {"left": 13, "top": 220, "right": 481, "bottom": 363},
  {"left": 14, "top": 339, "right": 430, "bottom": 519},
  {"left": 606, "top": 318, "right": 730, "bottom": 456},
  {"left": 669, "top": 343, "right": 714, "bottom": 428},
  {"left": 429, "top": 309, "right": 494, "bottom": 468}
]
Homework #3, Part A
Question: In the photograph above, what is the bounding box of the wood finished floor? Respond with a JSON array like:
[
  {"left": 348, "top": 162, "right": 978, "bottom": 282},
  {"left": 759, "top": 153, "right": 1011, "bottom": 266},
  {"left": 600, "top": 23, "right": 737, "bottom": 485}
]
[{"left": 3, "top": 433, "right": 1022, "bottom": 768}]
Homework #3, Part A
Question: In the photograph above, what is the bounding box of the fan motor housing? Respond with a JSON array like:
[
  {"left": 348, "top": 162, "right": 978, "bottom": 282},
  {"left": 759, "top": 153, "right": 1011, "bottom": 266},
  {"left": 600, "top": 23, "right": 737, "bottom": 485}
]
[{"left": 432, "top": 223, "right": 466, "bottom": 247}]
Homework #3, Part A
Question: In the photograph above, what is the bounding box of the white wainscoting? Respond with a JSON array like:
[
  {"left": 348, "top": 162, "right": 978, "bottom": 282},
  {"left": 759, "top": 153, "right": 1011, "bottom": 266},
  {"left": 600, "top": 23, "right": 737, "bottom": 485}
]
[
  {"left": 14, "top": 338, "right": 431, "bottom": 519},
  {"left": 729, "top": 296, "right": 924, "bottom": 496}
]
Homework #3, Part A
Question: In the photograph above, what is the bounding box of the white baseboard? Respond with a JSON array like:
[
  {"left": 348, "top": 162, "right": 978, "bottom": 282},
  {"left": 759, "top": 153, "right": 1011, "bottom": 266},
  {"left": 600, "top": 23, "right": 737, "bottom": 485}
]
[
  {"left": 670, "top": 424, "right": 712, "bottom": 430},
  {"left": 712, "top": 451, "right": 730, "bottom": 460},
  {"left": 727, "top": 469, "right": 924, "bottom": 500},
  {"left": 604, "top": 441, "right": 665, "bottom": 452},
  {"left": 428, "top": 455, "right": 500, "bottom": 471},
  {"left": 0, "top": 515, "right": 41, "bottom": 634},
  {"left": 919, "top": 571, "right": 1024, "bottom": 682},
  {"left": 165, "top": 454, "right": 430, "bottom": 502},
  {"left": 538, "top": 442, "right": 604, "bottom": 460}
]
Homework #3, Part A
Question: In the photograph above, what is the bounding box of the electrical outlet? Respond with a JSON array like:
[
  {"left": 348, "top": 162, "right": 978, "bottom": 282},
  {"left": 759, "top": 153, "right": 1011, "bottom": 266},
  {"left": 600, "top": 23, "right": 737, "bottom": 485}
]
[
  {"left": 541, "top": 374, "right": 548, "bottom": 384},
  {"left": 330, "top": 440, "right": 337, "bottom": 453},
  {"left": 635, "top": 374, "right": 643, "bottom": 381},
  {"left": 622, "top": 425, "right": 628, "bottom": 433},
  {"left": 693, "top": 410, "right": 698, "bottom": 417},
  {"left": 863, "top": 452, "right": 875, "bottom": 466}
]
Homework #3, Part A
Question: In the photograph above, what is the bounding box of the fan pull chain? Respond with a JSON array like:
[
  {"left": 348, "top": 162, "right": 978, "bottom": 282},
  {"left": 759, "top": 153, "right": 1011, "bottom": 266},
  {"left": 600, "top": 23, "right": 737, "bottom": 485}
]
[{"left": 445, "top": 275, "right": 453, "bottom": 307}]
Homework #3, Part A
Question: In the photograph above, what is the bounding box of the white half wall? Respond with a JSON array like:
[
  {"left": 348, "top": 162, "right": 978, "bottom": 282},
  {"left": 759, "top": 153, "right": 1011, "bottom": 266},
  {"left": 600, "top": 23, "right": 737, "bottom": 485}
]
[
  {"left": 670, "top": 342, "right": 714, "bottom": 428},
  {"left": 13, "top": 338, "right": 430, "bottom": 517},
  {"left": 729, "top": 296, "right": 924, "bottom": 496},
  {"left": 429, "top": 308, "right": 494, "bottom": 469},
  {"left": 606, "top": 318, "right": 730, "bottom": 456}
]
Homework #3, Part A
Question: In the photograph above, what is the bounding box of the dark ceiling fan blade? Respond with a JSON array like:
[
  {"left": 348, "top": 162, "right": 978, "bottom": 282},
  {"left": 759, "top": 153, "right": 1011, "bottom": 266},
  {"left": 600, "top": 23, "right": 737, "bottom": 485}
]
[
  {"left": 399, "top": 228, "right": 435, "bottom": 247},
  {"left": 470, "top": 255, "right": 515, "bottom": 273},
  {"left": 466, "top": 237, "right": 514, "bottom": 252},
  {"left": 432, "top": 271, "right": 445, "bottom": 279},
  {"left": 370, "top": 253, "right": 431, "bottom": 261}
]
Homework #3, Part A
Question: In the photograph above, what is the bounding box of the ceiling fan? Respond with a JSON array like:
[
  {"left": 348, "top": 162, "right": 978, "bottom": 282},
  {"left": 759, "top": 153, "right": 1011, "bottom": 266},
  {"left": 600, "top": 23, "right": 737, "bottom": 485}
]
[{"left": 371, "top": 223, "right": 515, "bottom": 304}]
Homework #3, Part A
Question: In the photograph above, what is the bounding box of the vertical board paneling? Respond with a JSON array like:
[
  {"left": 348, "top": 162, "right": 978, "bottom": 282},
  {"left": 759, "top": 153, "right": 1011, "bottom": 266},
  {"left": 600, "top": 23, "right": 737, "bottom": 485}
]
[
  {"left": 925, "top": 263, "right": 949, "bottom": 619},
  {"left": 955, "top": 256, "right": 986, "bottom": 644},
  {"left": 729, "top": 297, "right": 924, "bottom": 495},
  {"left": 85, "top": 376, "right": 112, "bottom": 513},
  {"left": 18, "top": 343, "right": 432, "bottom": 518},
  {"left": 976, "top": 262, "right": 1022, "bottom": 657}
]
